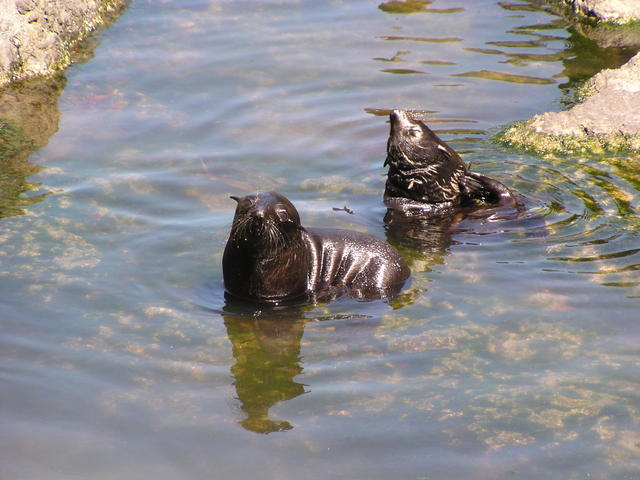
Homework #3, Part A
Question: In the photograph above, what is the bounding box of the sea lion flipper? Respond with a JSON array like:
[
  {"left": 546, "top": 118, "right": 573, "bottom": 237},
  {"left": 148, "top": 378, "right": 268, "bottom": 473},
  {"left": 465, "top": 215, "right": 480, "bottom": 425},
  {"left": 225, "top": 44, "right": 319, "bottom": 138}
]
[{"left": 462, "top": 171, "right": 517, "bottom": 207}]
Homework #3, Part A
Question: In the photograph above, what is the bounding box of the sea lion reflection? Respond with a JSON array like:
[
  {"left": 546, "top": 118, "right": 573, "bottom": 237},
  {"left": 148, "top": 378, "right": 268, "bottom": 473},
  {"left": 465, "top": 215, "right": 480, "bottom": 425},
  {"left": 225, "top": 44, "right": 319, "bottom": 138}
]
[{"left": 223, "top": 307, "right": 307, "bottom": 434}]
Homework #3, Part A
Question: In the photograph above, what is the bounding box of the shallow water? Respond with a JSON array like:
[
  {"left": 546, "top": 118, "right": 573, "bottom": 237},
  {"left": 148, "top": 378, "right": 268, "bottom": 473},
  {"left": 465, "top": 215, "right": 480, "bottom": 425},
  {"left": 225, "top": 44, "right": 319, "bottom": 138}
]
[{"left": 1, "top": 0, "right": 640, "bottom": 478}]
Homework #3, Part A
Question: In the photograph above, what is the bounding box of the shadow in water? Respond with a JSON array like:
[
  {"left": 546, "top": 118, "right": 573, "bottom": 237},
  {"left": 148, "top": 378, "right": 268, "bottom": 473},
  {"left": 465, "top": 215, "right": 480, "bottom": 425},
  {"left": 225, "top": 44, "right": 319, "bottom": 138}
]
[
  {"left": 384, "top": 200, "right": 547, "bottom": 269},
  {"left": 218, "top": 293, "right": 407, "bottom": 434},
  {"left": 0, "top": 75, "right": 66, "bottom": 218},
  {"left": 384, "top": 208, "right": 462, "bottom": 253},
  {"left": 222, "top": 304, "right": 308, "bottom": 434},
  {"left": 0, "top": 14, "right": 123, "bottom": 220},
  {"left": 497, "top": 1, "right": 639, "bottom": 98}
]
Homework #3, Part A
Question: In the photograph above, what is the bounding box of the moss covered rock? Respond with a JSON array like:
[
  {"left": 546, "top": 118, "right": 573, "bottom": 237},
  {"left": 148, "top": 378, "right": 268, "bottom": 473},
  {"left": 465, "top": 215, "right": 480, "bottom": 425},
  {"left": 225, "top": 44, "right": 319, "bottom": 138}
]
[{"left": 500, "top": 52, "right": 640, "bottom": 155}]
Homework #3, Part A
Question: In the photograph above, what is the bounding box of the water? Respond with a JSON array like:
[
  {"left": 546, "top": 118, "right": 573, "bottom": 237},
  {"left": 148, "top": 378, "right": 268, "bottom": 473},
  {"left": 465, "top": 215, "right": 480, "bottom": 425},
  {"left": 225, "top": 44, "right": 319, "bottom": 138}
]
[{"left": 1, "top": 0, "right": 639, "bottom": 478}]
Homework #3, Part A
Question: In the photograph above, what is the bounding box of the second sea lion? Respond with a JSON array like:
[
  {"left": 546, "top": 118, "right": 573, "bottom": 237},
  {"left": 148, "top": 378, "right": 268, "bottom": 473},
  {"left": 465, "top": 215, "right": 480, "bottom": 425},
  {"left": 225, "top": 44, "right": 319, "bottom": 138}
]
[{"left": 384, "top": 109, "right": 517, "bottom": 213}]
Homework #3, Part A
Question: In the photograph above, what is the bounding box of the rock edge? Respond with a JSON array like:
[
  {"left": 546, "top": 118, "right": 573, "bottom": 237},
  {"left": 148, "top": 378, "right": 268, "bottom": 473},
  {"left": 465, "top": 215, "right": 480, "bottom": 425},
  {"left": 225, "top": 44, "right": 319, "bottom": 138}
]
[
  {"left": 0, "top": 0, "right": 128, "bottom": 87},
  {"left": 499, "top": 51, "right": 640, "bottom": 154},
  {"left": 566, "top": 0, "right": 640, "bottom": 24},
  {"left": 500, "top": 0, "right": 640, "bottom": 155}
]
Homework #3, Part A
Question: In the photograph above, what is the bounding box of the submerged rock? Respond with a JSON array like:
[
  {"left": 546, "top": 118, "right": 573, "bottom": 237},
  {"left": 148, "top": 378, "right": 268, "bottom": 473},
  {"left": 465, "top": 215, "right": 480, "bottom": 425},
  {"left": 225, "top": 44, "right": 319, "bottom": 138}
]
[
  {"left": 0, "top": 75, "right": 66, "bottom": 218},
  {"left": 500, "top": 51, "right": 640, "bottom": 154},
  {"left": 0, "top": 0, "right": 128, "bottom": 86}
]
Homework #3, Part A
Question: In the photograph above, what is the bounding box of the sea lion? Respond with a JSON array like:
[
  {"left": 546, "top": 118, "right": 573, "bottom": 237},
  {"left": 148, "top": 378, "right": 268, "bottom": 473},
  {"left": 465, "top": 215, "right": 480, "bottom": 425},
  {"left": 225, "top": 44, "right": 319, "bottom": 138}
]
[
  {"left": 222, "top": 191, "right": 410, "bottom": 305},
  {"left": 384, "top": 109, "right": 517, "bottom": 213}
]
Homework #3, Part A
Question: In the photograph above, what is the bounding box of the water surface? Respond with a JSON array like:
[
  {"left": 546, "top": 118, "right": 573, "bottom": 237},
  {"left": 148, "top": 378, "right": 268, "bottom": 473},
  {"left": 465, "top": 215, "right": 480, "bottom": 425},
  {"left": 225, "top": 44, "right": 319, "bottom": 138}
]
[{"left": 2, "top": 1, "right": 639, "bottom": 479}]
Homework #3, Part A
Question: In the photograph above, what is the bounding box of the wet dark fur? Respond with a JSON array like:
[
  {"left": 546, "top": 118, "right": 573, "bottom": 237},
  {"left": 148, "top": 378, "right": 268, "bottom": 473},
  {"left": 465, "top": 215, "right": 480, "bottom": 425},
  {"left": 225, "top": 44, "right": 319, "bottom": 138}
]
[
  {"left": 384, "top": 110, "right": 516, "bottom": 214},
  {"left": 223, "top": 191, "right": 410, "bottom": 305}
]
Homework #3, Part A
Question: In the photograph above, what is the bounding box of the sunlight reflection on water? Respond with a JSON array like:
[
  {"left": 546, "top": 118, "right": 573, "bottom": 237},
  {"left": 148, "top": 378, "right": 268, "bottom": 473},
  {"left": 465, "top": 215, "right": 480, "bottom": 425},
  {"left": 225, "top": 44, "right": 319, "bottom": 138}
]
[{"left": 1, "top": 0, "right": 639, "bottom": 479}]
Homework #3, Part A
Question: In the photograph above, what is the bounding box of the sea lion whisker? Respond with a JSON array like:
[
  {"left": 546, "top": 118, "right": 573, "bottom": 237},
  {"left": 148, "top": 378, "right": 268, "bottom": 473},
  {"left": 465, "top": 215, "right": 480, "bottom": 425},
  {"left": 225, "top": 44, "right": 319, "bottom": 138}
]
[
  {"left": 265, "top": 223, "right": 284, "bottom": 253},
  {"left": 231, "top": 215, "right": 255, "bottom": 243}
]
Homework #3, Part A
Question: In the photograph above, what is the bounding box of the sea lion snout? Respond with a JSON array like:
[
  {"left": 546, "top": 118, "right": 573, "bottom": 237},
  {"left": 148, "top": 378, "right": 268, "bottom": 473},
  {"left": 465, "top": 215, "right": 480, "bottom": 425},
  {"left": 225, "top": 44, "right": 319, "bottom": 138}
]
[
  {"left": 390, "top": 109, "right": 410, "bottom": 124},
  {"left": 389, "top": 109, "right": 416, "bottom": 133},
  {"left": 388, "top": 110, "right": 426, "bottom": 150},
  {"left": 249, "top": 207, "right": 265, "bottom": 219}
]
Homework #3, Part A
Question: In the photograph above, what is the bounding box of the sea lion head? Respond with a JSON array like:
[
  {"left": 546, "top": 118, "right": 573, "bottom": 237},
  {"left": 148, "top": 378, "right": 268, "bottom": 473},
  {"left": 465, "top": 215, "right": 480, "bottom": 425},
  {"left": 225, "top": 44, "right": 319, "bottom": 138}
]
[
  {"left": 385, "top": 109, "right": 460, "bottom": 169},
  {"left": 384, "top": 109, "right": 467, "bottom": 204},
  {"left": 228, "top": 191, "right": 303, "bottom": 255}
]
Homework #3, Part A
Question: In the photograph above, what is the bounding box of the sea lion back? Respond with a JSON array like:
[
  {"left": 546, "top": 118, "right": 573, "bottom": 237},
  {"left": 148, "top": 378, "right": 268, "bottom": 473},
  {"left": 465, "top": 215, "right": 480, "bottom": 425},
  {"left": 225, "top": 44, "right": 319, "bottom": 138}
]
[{"left": 305, "top": 228, "right": 410, "bottom": 300}]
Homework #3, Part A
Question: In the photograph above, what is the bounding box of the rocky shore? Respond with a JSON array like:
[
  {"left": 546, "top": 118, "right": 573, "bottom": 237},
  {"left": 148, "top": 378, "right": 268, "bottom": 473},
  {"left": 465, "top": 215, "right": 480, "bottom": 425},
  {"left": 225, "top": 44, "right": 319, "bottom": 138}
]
[
  {"left": 1, "top": 0, "right": 127, "bottom": 217},
  {"left": 0, "top": 0, "right": 128, "bottom": 87},
  {"left": 567, "top": 0, "right": 640, "bottom": 24},
  {"left": 500, "top": 0, "right": 640, "bottom": 154},
  {"left": 500, "top": 51, "right": 640, "bottom": 154}
]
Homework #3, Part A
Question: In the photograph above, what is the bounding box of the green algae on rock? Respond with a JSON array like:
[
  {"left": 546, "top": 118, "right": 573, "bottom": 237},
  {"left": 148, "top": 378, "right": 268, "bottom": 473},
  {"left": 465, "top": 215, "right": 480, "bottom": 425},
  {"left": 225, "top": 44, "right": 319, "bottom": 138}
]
[
  {"left": 497, "top": 120, "right": 640, "bottom": 155},
  {"left": 499, "top": 51, "right": 640, "bottom": 155}
]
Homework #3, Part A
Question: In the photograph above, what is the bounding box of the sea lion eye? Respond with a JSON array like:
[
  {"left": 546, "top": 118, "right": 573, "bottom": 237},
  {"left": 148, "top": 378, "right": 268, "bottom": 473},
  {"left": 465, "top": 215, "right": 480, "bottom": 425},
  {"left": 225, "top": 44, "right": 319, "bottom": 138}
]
[
  {"left": 275, "top": 207, "right": 289, "bottom": 221},
  {"left": 237, "top": 196, "right": 256, "bottom": 212},
  {"left": 408, "top": 127, "right": 422, "bottom": 137}
]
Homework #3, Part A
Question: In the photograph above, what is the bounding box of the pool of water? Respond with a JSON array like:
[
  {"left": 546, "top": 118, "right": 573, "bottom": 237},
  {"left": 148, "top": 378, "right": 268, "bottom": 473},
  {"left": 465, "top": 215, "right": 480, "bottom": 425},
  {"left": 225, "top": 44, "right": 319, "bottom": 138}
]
[{"left": 2, "top": 0, "right": 640, "bottom": 478}]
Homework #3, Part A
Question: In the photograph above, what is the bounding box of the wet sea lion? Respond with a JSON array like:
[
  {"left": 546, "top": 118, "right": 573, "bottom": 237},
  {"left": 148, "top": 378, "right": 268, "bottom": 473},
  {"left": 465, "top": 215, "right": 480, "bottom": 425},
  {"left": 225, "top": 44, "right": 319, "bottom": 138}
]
[
  {"left": 384, "top": 109, "right": 517, "bottom": 213},
  {"left": 222, "top": 191, "right": 410, "bottom": 305}
]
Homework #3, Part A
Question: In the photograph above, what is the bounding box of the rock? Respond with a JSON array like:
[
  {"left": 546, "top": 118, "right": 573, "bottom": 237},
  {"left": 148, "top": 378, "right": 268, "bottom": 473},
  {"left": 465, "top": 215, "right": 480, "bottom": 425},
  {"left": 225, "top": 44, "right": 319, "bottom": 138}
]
[
  {"left": 567, "top": 0, "right": 640, "bottom": 24},
  {"left": 499, "top": 1, "right": 640, "bottom": 153},
  {"left": 587, "top": 52, "right": 640, "bottom": 92},
  {"left": 530, "top": 90, "right": 640, "bottom": 136},
  {"left": 0, "top": 0, "right": 128, "bottom": 87},
  {"left": 542, "top": 0, "right": 640, "bottom": 49},
  {"left": 572, "top": 21, "right": 640, "bottom": 48},
  {"left": 0, "top": 0, "right": 127, "bottom": 216},
  {"left": 500, "top": 52, "right": 640, "bottom": 154},
  {"left": 531, "top": 52, "right": 640, "bottom": 136}
]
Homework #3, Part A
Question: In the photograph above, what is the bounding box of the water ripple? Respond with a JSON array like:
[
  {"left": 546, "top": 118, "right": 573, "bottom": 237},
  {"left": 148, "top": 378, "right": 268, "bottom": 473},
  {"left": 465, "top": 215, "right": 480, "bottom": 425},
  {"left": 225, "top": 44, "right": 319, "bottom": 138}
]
[
  {"left": 380, "top": 35, "right": 463, "bottom": 43},
  {"left": 451, "top": 70, "right": 556, "bottom": 84}
]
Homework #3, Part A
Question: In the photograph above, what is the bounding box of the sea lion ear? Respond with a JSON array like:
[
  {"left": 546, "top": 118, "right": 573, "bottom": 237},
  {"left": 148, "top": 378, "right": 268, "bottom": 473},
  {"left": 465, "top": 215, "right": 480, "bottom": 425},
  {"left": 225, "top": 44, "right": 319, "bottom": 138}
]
[{"left": 230, "top": 196, "right": 240, "bottom": 203}]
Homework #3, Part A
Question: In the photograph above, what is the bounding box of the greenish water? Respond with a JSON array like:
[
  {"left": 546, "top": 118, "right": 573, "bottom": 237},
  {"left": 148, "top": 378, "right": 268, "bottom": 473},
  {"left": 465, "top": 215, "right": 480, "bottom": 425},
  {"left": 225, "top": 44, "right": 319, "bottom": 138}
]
[{"left": 1, "top": 1, "right": 639, "bottom": 479}]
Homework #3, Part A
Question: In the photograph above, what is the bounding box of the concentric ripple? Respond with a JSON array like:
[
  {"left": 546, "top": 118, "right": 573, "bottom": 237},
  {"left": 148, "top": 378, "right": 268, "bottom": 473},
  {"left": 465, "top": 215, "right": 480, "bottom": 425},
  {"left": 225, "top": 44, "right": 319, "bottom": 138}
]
[{"left": 451, "top": 150, "right": 640, "bottom": 295}]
